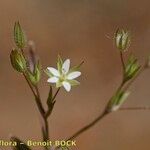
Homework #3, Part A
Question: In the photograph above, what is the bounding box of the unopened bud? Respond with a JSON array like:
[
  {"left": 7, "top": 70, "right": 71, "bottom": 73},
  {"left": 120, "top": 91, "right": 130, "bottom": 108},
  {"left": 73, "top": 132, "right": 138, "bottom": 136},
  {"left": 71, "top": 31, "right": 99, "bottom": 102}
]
[
  {"left": 115, "top": 28, "right": 131, "bottom": 51},
  {"left": 124, "top": 55, "right": 140, "bottom": 81},
  {"left": 10, "top": 49, "right": 27, "bottom": 73},
  {"left": 14, "top": 21, "right": 26, "bottom": 49},
  {"left": 107, "top": 90, "right": 130, "bottom": 112}
]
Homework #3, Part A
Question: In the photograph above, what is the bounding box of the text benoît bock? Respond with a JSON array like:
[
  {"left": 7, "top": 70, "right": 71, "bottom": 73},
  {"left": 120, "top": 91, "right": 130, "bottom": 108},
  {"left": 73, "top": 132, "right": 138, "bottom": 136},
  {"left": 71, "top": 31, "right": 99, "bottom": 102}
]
[{"left": 0, "top": 140, "right": 76, "bottom": 147}]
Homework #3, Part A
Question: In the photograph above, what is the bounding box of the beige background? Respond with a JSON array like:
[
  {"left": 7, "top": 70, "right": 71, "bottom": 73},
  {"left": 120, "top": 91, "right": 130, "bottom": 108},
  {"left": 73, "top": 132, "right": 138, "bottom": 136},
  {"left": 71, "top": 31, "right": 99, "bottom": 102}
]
[{"left": 1, "top": 0, "right": 150, "bottom": 149}]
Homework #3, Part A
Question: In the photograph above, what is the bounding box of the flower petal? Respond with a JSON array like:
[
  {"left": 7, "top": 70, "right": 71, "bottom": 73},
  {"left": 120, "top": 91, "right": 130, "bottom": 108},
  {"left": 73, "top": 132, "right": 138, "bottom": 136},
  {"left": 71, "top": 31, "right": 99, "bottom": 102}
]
[
  {"left": 67, "top": 71, "right": 81, "bottom": 80},
  {"left": 62, "top": 59, "right": 70, "bottom": 74},
  {"left": 47, "top": 77, "right": 59, "bottom": 83},
  {"left": 47, "top": 67, "right": 60, "bottom": 77},
  {"left": 62, "top": 81, "right": 71, "bottom": 92}
]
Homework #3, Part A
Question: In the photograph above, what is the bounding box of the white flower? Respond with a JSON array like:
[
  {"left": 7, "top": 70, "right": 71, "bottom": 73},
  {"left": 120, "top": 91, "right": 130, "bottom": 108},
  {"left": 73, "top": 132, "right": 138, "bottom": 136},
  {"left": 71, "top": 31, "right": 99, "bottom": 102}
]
[{"left": 46, "top": 57, "right": 81, "bottom": 92}]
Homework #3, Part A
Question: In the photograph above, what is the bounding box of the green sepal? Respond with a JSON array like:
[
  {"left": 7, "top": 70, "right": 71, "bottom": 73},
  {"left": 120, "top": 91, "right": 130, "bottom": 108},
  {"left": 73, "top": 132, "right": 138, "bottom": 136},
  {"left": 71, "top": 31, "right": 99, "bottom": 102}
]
[
  {"left": 57, "top": 55, "right": 63, "bottom": 73},
  {"left": 26, "top": 60, "right": 41, "bottom": 85},
  {"left": 115, "top": 28, "right": 131, "bottom": 51},
  {"left": 14, "top": 21, "right": 26, "bottom": 49},
  {"left": 67, "top": 80, "right": 80, "bottom": 86},
  {"left": 10, "top": 49, "right": 27, "bottom": 73},
  {"left": 68, "top": 61, "right": 84, "bottom": 74},
  {"left": 124, "top": 55, "right": 141, "bottom": 81}
]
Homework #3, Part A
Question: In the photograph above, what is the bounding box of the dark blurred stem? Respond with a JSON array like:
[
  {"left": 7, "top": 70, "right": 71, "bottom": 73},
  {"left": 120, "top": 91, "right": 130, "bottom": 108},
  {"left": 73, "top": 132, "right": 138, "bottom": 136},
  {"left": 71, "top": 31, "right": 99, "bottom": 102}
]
[
  {"left": 42, "top": 117, "right": 49, "bottom": 150},
  {"left": 23, "top": 74, "right": 45, "bottom": 117},
  {"left": 23, "top": 73, "right": 37, "bottom": 98},
  {"left": 120, "top": 51, "right": 125, "bottom": 72},
  {"left": 120, "top": 106, "right": 150, "bottom": 111},
  {"left": 52, "top": 88, "right": 61, "bottom": 102},
  {"left": 34, "top": 85, "right": 45, "bottom": 117},
  {"left": 23, "top": 72, "right": 49, "bottom": 150},
  {"left": 35, "top": 85, "right": 41, "bottom": 99}
]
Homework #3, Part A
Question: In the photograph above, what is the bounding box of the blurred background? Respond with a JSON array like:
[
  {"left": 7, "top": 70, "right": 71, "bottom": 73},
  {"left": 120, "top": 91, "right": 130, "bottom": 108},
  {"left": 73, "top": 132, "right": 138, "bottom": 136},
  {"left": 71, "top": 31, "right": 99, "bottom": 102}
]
[{"left": 1, "top": 0, "right": 150, "bottom": 149}]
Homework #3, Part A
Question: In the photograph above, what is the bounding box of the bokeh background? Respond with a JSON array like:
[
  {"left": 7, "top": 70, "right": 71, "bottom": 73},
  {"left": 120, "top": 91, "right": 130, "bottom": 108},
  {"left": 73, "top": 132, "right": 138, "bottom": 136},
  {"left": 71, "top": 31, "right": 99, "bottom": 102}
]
[{"left": 1, "top": 0, "right": 150, "bottom": 149}]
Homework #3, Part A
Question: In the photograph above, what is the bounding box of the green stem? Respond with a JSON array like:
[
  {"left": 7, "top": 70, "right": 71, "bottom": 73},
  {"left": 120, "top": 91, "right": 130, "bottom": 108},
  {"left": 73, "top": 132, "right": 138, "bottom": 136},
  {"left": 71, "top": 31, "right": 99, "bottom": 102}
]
[
  {"left": 23, "top": 73, "right": 37, "bottom": 98},
  {"left": 120, "top": 51, "right": 125, "bottom": 73},
  {"left": 42, "top": 117, "right": 49, "bottom": 150},
  {"left": 24, "top": 77, "right": 45, "bottom": 118},
  {"left": 52, "top": 88, "right": 61, "bottom": 102},
  {"left": 23, "top": 73, "right": 48, "bottom": 150},
  {"left": 120, "top": 106, "right": 150, "bottom": 111}
]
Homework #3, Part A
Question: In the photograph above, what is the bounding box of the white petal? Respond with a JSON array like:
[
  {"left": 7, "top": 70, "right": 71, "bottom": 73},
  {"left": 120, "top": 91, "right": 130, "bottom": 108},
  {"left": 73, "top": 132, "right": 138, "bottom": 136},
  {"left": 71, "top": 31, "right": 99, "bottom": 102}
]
[
  {"left": 47, "top": 67, "right": 60, "bottom": 77},
  {"left": 62, "top": 59, "right": 70, "bottom": 74},
  {"left": 67, "top": 71, "right": 81, "bottom": 80},
  {"left": 62, "top": 81, "right": 71, "bottom": 92},
  {"left": 47, "top": 77, "right": 59, "bottom": 83}
]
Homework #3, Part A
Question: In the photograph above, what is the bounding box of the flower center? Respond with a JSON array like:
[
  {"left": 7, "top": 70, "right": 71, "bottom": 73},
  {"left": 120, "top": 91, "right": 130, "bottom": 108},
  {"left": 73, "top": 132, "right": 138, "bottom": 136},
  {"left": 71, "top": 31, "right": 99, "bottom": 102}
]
[{"left": 59, "top": 73, "right": 67, "bottom": 82}]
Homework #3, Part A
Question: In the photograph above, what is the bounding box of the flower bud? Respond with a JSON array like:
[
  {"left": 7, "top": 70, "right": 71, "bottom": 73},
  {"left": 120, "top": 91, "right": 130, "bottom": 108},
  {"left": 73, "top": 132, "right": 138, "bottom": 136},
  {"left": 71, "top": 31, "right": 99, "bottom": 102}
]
[
  {"left": 10, "top": 49, "right": 27, "bottom": 73},
  {"left": 14, "top": 21, "right": 26, "bottom": 49},
  {"left": 115, "top": 28, "right": 131, "bottom": 51},
  {"left": 107, "top": 90, "right": 130, "bottom": 112},
  {"left": 124, "top": 55, "right": 140, "bottom": 81},
  {"left": 27, "top": 60, "right": 41, "bottom": 85}
]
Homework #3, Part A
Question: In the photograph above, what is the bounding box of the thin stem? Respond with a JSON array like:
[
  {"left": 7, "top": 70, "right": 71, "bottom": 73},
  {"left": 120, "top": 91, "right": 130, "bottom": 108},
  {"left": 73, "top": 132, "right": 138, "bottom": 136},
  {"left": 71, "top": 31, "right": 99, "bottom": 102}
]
[
  {"left": 34, "top": 85, "right": 45, "bottom": 116},
  {"left": 52, "top": 88, "right": 61, "bottom": 102},
  {"left": 120, "top": 51, "right": 125, "bottom": 72},
  {"left": 42, "top": 117, "right": 49, "bottom": 150},
  {"left": 66, "top": 110, "right": 109, "bottom": 141},
  {"left": 21, "top": 49, "right": 49, "bottom": 149},
  {"left": 44, "top": 119, "right": 49, "bottom": 139},
  {"left": 41, "top": 119, "right": 50, "bottom": 150},
  {"left": 23, "top": 73, "right": 37, "bottom": 98},
  {"left": 35, "top": 98, "right": 45, "bottom": 119},
  {"left": 35, "top": 85, "right": 41, "bottom": 99},
  {"left": 23, "top": 73, "right": 45, "bottom": 117},
  {"left": 120, "top": 106, "right": 150, "bottom": 111}
]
